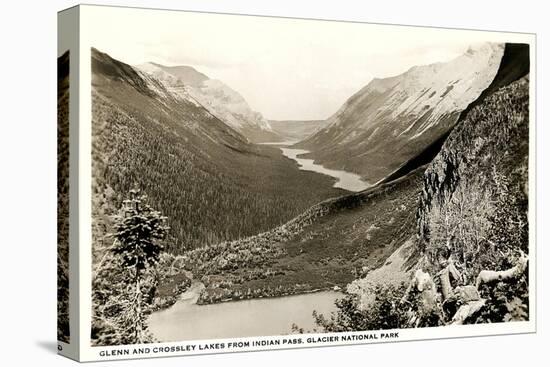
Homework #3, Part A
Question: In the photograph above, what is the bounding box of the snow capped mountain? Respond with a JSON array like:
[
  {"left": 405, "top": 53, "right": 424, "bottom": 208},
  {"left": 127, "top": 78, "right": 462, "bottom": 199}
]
[
  {"left": 134, "top": 62, "right": 202, "bottom": 107},
  {"left": 297, "top": 43, "right": 505, "bottom": 183},
  {"left": 186, "top": 79, "right": 274, "bottom": 132},
  {"left": 135, "top": 62, "right": 280, "bottom": 143},
  {"left": 92, "top": 48, "right": 249, "bottom": 149},
  {"left": 150, "top": 64, "right": 209, "bottom": 87}
]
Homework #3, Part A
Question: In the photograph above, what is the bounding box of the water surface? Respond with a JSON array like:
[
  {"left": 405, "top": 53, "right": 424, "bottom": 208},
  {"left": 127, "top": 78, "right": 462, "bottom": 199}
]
[
  {"left": 280, "top": 147, "right": 370, "bottom": 192},
  {"left": 148, "top": 283, "right": 341, "bottom": 342}
]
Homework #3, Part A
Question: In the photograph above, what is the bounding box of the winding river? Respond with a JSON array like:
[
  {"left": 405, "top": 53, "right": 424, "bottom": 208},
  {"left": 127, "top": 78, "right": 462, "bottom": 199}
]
[{"left": 148, "top": 282, "right": 341, "bottom": 342}]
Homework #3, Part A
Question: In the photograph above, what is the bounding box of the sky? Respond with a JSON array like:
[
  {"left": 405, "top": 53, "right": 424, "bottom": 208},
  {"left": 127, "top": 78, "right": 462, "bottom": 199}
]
[{"left": 83, "top": 6, "right": 525, "bottom": 121}]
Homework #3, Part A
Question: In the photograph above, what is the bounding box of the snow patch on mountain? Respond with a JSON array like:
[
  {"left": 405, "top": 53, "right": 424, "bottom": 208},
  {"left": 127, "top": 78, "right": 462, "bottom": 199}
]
[
  {"left": 135, "top": 63, "right": 274, "bottom": 138},
  {"left": 298, "top": 42, "right": 505, "bottom": 183},
  {"left": 186, "top": 79, "right": 273, "bottom": 132},
  {"left": 331, "top": 43, "right": 502, "bottom": 132}
]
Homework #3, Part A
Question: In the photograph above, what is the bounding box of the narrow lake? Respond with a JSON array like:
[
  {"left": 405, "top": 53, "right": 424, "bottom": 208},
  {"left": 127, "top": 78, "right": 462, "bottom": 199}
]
[
  {"left": 148, "top": 283, "right": 341, "bottom": 342},
  {"left": 260, "top": 141, "right": 371, "bottom": 192},
  {"left": 280, "top": 147, "right": 370, "bottom": 192}
]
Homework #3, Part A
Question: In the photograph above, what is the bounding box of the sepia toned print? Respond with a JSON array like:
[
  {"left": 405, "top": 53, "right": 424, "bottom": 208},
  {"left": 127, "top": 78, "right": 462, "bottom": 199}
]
[
  {"left": 57, "top": 49, "right": 70, "bottom": 343},
  {"left": 87, "top": 8, "right": 530, "bottom": 347}
]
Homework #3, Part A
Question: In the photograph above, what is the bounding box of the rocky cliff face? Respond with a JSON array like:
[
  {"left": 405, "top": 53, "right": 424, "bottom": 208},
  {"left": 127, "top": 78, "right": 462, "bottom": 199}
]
[
  {"left": 407, "top": 41, "right": 531, "bottom": 325},
  {"left": 135, "top": 62, "right": 281, "bottom": 143},
  {"left": 417, "top": 73, "right": 529, "bottom": 277},
  {"left": 342, "top": 44, "right": 530, "bottom": 325},
  {"left": 297, "top": 43, "right": 504, "bottom": 183},
  {"left": 416, "top": 43, "right": 530, "bottom": 256},
  {"left": 410, "top": 54, "right": 530, "bottom": 323}
]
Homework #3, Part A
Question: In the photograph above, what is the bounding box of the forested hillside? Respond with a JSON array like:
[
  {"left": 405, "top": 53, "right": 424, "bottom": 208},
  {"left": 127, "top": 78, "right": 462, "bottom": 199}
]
[
  {"left": 312, "top": 49, "right": 530, "bottom": 331},
  {"left": 135, "top": 62, "right": 282, "bottom": 143},
  {"left": 91, "top": 48, "right": 343, "bottom": 257},
  {"left": 413, "top": 74, "right": 529, "bottom": 324},
  {"left": 155, "top": 167, "right": 424, "bottom": 306}
]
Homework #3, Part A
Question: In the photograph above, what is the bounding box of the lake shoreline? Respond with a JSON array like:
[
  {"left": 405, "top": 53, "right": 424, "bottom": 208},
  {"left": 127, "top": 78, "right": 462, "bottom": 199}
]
[
  {"left": 260, "top": 141, "right": 371, "bottom": 192},
  {"left": 196, "top": 284, "right": 344, "bottom": 306},
  {"left": 148, "top": 285, "right": 343, "bottom": 342},
  {"left": 151, "top": 274, "right": 345, "bottom": 317},
  {"left": 147, "top": 141, "right": 377, "bottom": 337}
]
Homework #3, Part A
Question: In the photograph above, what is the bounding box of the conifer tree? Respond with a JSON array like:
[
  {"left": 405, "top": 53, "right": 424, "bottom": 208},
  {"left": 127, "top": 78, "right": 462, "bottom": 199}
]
[{"left": 111, "top": 189, "right": 168, "bottom": 343}]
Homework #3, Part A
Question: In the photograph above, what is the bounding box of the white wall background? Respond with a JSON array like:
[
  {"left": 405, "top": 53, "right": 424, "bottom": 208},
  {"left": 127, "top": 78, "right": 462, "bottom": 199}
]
[{"left": 0, "top": 0, "right": 547, "bottom": 366}]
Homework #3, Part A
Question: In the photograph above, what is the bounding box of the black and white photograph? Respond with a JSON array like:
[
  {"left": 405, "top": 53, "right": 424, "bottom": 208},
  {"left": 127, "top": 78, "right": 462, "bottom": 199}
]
[
  {"left": 85, "top": 5, "right": 533, "bottom": 350},
  {"left": 3, "top": 0, "right": 550, "bottom": 365}
]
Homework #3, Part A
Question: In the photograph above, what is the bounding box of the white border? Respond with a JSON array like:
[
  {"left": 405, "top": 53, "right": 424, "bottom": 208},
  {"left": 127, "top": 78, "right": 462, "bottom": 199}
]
[
  {"left": 79, "top": 6, "right": 93, "bottom": 361},
  {"left": 87, "top": 322, "right": 535, "bottom": 362},
  {"left": 75, "top": 4, "right": 537, "bottom": 362}
]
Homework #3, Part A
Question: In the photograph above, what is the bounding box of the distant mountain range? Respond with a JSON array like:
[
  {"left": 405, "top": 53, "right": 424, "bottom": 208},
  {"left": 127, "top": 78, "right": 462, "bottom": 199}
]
[
  {"left": 135, "top": 62, "right": 281, "bottom": 143},
  {"left": 268, "top": 120, "right": 327, "bottom": 142},
  {"left": 297, "top": 43, "right": 505, "bottom": 184}
]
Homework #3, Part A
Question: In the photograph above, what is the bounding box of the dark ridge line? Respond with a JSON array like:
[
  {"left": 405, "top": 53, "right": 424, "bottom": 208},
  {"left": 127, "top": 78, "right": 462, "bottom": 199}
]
[{"left": 380, "top": 42, "right": 530, "bottom": 184}]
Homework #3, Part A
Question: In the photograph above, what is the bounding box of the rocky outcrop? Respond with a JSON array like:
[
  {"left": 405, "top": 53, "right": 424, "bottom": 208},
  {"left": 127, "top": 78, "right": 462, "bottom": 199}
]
[
  {"left": 409, "top": 68, "right": 530, "bottom": 324},
  {"left": 416, "top": 44, "right": 530, "bottom": 250},
  {"left": 347, "top": 238, "right": 416, "bottom": 309},
  {"left": 420, "top": 73, "right": 528, "bottom": 262},
  {"left": 342, "top": 44, "right": 530, "bottom": 326}
]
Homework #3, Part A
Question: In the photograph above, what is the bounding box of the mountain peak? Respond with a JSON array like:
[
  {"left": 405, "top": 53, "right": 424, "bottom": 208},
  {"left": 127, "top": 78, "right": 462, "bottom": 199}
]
[
  {"left": 297, "top": 42, "right": 505, "bottom": 183},
  {"left": 135, "top": 59, "right": 278, "bottom": 142},
  {"left": 152, "top": 63, "right": 209, "bottom": 87},
  {"left": 465, "top": 42, "right": 501, "bottom": 55}
]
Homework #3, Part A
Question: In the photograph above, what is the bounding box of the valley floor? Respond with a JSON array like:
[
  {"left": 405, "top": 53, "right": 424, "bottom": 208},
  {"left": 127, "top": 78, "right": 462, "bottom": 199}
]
[{"left": 155, "top": 167, "right": 424, "bottom": 308}]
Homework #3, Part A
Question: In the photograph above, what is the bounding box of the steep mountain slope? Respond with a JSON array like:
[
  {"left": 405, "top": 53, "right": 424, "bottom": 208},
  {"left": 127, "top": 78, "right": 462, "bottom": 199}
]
[
  {"left": 417, "top": 74, "right": 530, "bottom": 277},
  {"left": 340, "top": 46, "right": 530, "bottom": 327},
  {"left": 269, "top": 120, "right": 327, "bottom": 142},
  {"left": 91, "top": 48, "right": 343, "bottom": 256},
  {"left": 407, "top": 74, "right": 530, "bottom": 325},
  {"left": 382, "top": 43, "right": 530, "bottom": 183},
  {"left": 149, "top": 63, "right": 208, "bottom": 87},
  {"left": 135, "top": 62, "right": 281, "bottom": 143},
  {"left": 161, "top": 166, "right": 424, "bottom": 304},
  {"left": 297, "top": 43, "right": 504, "bottom": 183}
]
